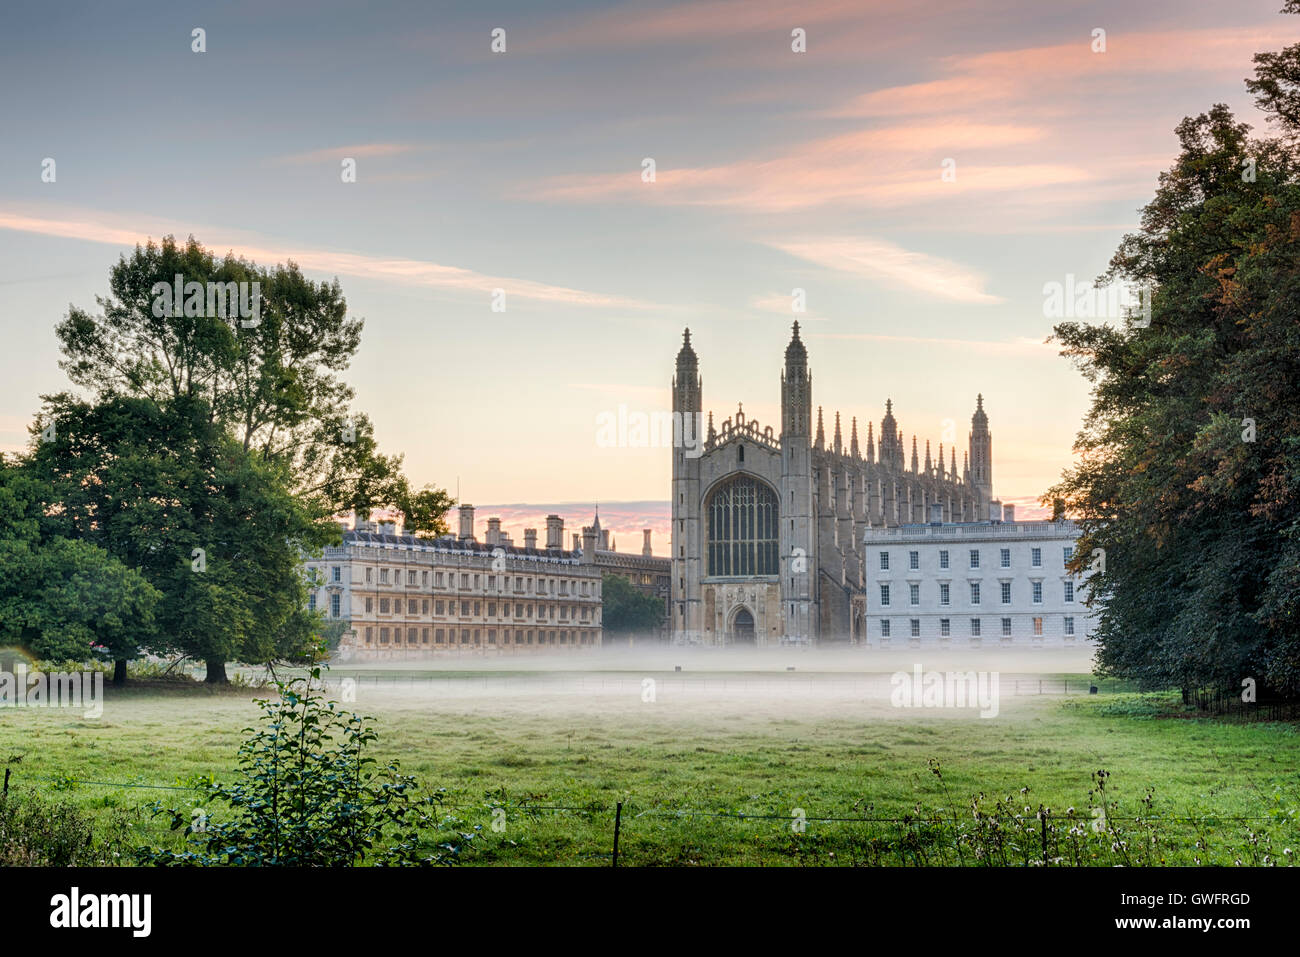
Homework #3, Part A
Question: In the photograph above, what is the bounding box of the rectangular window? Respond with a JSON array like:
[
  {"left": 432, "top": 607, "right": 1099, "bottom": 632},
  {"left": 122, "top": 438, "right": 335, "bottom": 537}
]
[
  {"left": 879, "top": 552, "right": 889, "bottom": 571},
  {"left": 488, "top": 602, "right": 496, "bottom": 616},
  {"left": 380, "top": 568, "right": 389, "bottom": 584},
  {"left": 909, "top": 551, "right": 919, "bottom": 570},
  {"left": 1001, "top": 617, "right": 1012, "bottom": 637},
  {"left": 1001, "top": 582, "right": 1011, "bottom": 604},
  {"left": 435, "top": 600, "right": 444, "bottom": 615},
  {"left": 940, "top": 618, "right": 950, "bottom": 637},
  {"left": 1064, "top": 616, "right": 1075, "bottom": 636},
  {"left": 881, "top": 620, "right": 891, "bottom": 637},
  {"left": 970, "top": 583, "right": 981, "bottom": 605},
  {"left": 1032, "top": 582, "right": 1043, "bottom": 604},
  {"left": 1064, "top": 546, "right": 1074, "bottom": 564},
  {"left": 380, "top": 627, "right": 389, "bottom": 644},
  {"left": 1031, "top": 547, "right": 1042, "bottom": 567},
  {"left": 1063, "top": 581, "right": 1074, "bottom": 603},
  {"left": 366, "top": 567, "right": 373, "bottom": 583},
  {"left": 422, "top": 599, "right": 429, "bottom": 614},
  {"left": 365, "top": 597, "right": 373, "bottom": 612},
  {"left": 332, "top": 566, "right": 341, "bottom": 582},
  {"left": 365, "top": 627, "right": 373, "bottom": 644},
  {"left": 939, "top": 550, "right": 949, "bottom": 569},
  {"left": 969, "top": 550, "right": 980, "bottom": 569},
  {"left": 910, "top": 619, "right": 920, "bottom": 638},
  {"left": 308, "top": 592, "right": 316, "bottom": 611},
  {"left": 909, "top": 583, "right": 919, "bottom": 606},
  {"left": 408, "top": 599, "right": 417, "bottom": 615},
  {"left": 1000, "top": 548, "right": 1010, "bottom": 569},
  {"left": 1033, "top": 617, "right": 1043, "bottom": 636},
  {"left": 971, "top": 618, "right": 981, "bottom": 637},
  {"left": 880, "top": 584, "right": 890, "bottom": 607},
  {"left": 939, "top": 583, "right": 950, "bottom": 606},
  {"left": 379, "top": 597, "right": 390, "bottom": 614}
]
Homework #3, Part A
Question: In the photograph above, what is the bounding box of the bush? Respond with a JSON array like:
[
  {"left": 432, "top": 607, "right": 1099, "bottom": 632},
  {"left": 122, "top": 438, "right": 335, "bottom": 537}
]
[
  {"left": 0, "top": 788, "right": 131, "bottom": 865},
  {"left": 136, "top": 668, "right": 471, "bottom": 866}
]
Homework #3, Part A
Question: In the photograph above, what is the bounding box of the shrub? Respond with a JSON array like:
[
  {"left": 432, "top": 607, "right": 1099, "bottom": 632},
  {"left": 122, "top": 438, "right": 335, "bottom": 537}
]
[{"left": 136, "top": 668, "right": 471, "bottom": 866}]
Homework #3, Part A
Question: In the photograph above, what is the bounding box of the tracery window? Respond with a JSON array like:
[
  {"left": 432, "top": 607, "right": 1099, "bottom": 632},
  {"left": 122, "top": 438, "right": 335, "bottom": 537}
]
[{"left": 707, "top": 476, "right": 779, "bottom": 576}]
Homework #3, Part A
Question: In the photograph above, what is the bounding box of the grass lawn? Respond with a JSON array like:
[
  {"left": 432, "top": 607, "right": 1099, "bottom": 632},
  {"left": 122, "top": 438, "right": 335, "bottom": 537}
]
[{"left": 2, "top": 661, "right": 1297, "bottom": 865}]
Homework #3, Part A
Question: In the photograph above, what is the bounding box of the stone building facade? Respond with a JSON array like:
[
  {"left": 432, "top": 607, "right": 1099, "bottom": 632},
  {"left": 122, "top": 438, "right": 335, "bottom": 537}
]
[
  {"left": 670, "top": 323, "right": 998, "bottom": 646},
  {"left": 307, "top": 506, "right": 602, "bottom": 659},
  {"left": 861, "top": 510, "right": 1097, "bottom": 647}
]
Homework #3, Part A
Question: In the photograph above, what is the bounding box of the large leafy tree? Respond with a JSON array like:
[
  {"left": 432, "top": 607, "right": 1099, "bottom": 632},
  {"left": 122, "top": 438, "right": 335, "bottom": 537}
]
[
  {"left": 1050, "top": 5, "right": 1300, "bottom": 696},
  {"left": 28, "top": 391, "right": 338, "bottom": 683},
  {"left": 37, "top": 236, "right": 452, "bottom": 679},
  {"left": 0, "top": 455, "right": 160, "bottom": 679}
]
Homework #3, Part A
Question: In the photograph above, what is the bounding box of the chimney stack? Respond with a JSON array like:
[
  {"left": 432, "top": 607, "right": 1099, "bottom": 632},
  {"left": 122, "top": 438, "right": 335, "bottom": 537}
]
[
  {"left": 486, "top": 517, "right": 502, "bottom": 546},
  {"left": 545, "top": 514, "right": 564, "bottom": 550},
  {"left": 1002, "top": 504, "right": 1016, "bottom": 523},
  {"left": 572, "top": 532, "right": 580, "bottom": 551},
  {"left": 581, "top": 526, "right": 598, "bottom": 564},
  {"left": 524, "top": 528, "right": 538, "bottom": 549},
  {"left": 642, "top": 529, "right": 653, "bottom": 556},
  {"left": 458, "top": 504, "right": 475, "bottom": 541}
]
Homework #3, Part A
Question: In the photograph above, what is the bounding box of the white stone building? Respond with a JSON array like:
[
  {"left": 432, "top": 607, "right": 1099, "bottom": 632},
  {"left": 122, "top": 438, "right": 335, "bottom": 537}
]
[{"left": 861, "top": 506, "right": 1097, "bottom": 648}]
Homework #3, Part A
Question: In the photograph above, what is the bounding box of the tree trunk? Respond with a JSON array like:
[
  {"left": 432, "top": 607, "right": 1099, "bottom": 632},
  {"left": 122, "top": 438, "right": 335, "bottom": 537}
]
[
  {"left": 113, "top": 658, "right": 127, "bottom": 686},
  {"left": 205, "top": 659, "right": 229, "bottom": 684}
]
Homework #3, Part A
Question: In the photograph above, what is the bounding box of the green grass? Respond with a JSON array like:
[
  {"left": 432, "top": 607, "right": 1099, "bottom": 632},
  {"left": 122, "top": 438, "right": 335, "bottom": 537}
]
[{"left": 1, "top": 670, "right": 1297, "bottom": 865}]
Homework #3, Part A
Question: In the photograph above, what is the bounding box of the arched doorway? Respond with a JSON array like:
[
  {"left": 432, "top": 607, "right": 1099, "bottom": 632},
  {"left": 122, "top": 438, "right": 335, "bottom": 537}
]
[{"left": 731, "top": 607, "right": 756, "bottom": 644}]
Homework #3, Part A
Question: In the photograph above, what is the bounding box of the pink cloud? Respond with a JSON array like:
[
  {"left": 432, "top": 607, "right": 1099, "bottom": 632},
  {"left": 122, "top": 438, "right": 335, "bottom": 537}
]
[{"left": 769, "top": 237, "right": 1003, "bottom": 304}]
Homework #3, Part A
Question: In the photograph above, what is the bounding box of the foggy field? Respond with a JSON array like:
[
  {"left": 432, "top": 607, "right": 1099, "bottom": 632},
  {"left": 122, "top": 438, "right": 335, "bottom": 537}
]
[{"left": 2, "top": 649, "right": 1297, "bottom": 865}]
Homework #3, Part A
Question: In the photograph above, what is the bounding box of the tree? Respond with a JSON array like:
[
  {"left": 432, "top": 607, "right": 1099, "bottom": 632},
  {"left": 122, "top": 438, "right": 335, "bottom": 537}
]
[
  {"left": 0, "top": 456, "right": 159, "bottom": 679},
  {"left": 42, "top": 236, "right": 452, "bottom": 679},
  {"left": 600, "top": 573, "right": 664, "bottom": 638},
  {"left": 1049, "top": 5, "right": 1300, "bottom": 696},
  {"left": 26, "top": 396, "right": 337, "bottom": 682},
  {"left": 53, "top": 234, "right": 439, "bottom": 527}
]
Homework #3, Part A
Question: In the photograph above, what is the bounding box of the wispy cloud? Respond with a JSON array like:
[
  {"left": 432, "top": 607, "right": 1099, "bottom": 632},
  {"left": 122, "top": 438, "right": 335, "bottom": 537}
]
[
  {"left": 767, "top": 236, "right": 1003, "bottom": 304},
  {"left": 0, "top": 208, "right": 653, "bottom": 309},
  {"left": 814, "top": 331, "right": 1055, "bottom": 358},
  {"left": 526, "top": 121, "right": 1086, "bottom": 212}
]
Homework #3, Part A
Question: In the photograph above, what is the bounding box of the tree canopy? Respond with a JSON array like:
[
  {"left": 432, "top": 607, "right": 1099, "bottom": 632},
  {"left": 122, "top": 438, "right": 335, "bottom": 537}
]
[{"left": 1050, "top": 5, "right": 1300, "bottom": 696}]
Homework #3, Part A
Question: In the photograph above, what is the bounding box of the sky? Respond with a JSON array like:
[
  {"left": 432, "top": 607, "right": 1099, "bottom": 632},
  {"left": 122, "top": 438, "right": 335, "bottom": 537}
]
[{"left": 1, "top": 0, "right": 1295, "bottom": 551}]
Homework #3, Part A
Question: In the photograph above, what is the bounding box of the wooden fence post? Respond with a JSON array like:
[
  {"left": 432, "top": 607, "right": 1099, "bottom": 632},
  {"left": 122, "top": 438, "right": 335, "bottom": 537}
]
[{"left": 612, "top": 801, "right": 623, "bottom": 867}]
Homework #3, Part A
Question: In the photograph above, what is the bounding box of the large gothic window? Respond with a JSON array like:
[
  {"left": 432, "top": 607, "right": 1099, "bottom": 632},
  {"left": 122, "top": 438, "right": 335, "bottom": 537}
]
[{"left": 707, "top": 476, "right": 779, "bottom": 576}]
